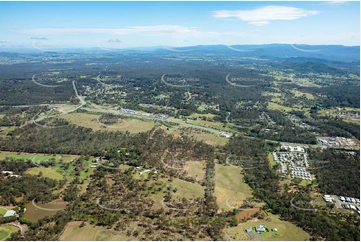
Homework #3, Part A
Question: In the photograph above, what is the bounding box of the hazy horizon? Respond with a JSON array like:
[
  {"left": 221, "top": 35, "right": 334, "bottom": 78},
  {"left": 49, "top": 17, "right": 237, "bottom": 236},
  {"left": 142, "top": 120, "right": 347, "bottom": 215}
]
[{"left": 0, "top": 1, "right": 359, "bottom": 51}]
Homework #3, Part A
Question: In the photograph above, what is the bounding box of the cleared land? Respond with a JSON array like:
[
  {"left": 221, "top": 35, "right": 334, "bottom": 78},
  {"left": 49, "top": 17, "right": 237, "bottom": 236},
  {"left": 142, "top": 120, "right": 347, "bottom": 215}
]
[
  {"left": 291, "top": 90, "right": 314, "bottom": 99},
  {"left": 183, "top": 161, "right": 205, "bottom": 181},
  {"left": 0, "top": 151, "right": 77, "bottom": 163},
  {"left": 225, "top": 214, "right": 310, "bottom": 241},
  {"left": 25, "top": 167, "right": 64, "bottom": 180},
  {"left": 61, "top": 113, "right": 156, "bottom": 133},
  {"left": 59, "top": 221, "right": 136, "bottom": 241},
  {"left": 214, "top": 164, "right": 253, "bottom": 211},
  {"left": 167, "top": 127, "right": 229, "bottom": 146}
]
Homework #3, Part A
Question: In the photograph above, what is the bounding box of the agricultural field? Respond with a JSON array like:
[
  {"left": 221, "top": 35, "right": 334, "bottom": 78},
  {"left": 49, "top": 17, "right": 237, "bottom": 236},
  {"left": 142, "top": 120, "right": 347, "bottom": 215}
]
[{"left": 0, "top": 225, "right": 19, "bottom": 241}]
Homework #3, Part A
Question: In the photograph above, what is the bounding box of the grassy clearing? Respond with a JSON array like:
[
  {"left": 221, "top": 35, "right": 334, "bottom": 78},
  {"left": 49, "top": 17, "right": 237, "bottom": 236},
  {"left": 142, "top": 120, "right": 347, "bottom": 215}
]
[
  {"left": 226, "top": 214, "right": 310, "bottom": 241},
  {"left": 184, "top": 118, "right": 225, "bottom": 131},
  {"left": 167, "top": 127, "right": 229, "bottom": 146},
  {"left": 214, "top": 164, "right": 253, "bottom": 211},
  {"left": 62, "top": 113, "right": 155, "bottom": 133},
  {"left": 267, "top": 102, "right": 294, "bottom": 112},
  {"left": 59, "top": 221, "right": 135, "bottom": 241},
  {"left": 0, "top": 207, "right": 7, "bottom": 216},
  {"left": 148, "top": 177, "right": 204, "bottom": 210},
  {"left": 268, "top": 153, "right": 277, "bottom": 167},
  {"left": 0, "top": 151, "right": 77, "bottom": 163},
  {"left": 25, "top": 167, "right": 64, "bottom": 180},
  {"left": 0, "top": 225, "right": 19, "bottom": 241},
  {"left": 170, "top": 178, "right": 204, "bottom": 199},
  {"left": 183, "top": 161, "right": 205, "bottom": 181},
  {"left": 291, "top": 90, "right": 314, "bottom": 99}
]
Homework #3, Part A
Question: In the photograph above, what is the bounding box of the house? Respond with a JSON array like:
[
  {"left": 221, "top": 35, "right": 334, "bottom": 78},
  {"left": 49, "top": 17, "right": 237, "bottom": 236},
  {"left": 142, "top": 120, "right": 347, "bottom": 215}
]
[
  {"left": 219, "top": 132, "right": 231, "bottom": 138},
  {"left": 255, "top": 224, "right": 266, "bottom": 233},
  {"left": 3, "top": 210, "right": 16, "bottom": 218},
  {"left": 346, "top": 197, "right": 351, "bottom": 202},
  {"left": 351, "top": 198, "right": 356, "bottom": 203},
  {"left": 271, "top": 228, "right": 278, "bottom": 232},
  {"left": 350, "top": 205, "right": 356, "bottom": 210},
  {"left": 1, "top": 171, "right": 13, "bottom": 175},
  {"left": 244, "top": 228, "right": 252, "bottom": 233},
  {"left": 10, "top": 175, "right": 21, "bottom": 178},
  {"left": 139, "top": 169, "right": 151, "bottom": 175}
]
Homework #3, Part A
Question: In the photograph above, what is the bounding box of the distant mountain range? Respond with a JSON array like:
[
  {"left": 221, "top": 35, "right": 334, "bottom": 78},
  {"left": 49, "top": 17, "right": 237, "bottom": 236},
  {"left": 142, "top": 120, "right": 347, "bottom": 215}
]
[{"left": 1, "top": 44, "right": 359, "bottom": 62}]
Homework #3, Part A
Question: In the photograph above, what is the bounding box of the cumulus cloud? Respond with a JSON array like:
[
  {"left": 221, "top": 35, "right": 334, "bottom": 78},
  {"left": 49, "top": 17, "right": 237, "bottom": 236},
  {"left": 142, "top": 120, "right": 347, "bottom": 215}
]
[{"left": 212, "top": 5, "right": 319, "bottom": 26}]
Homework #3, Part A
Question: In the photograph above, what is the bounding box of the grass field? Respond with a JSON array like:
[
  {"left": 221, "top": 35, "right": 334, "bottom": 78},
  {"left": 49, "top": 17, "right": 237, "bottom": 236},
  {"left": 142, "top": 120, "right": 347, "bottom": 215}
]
[
  {"left": 168, "top": 127, "right": 229, "bottom": 146},
  {"left": 0, "top": 225, "right": 19, "bottom": 241},
  {"left": 0, "top": 207, "right": 7, "bottom": 216},
  {"left": 268, "top": 153, "right": 277, "bottom": 167},
  {"left": 25, "top": 167, "right": 64, "bottom": 180},
  {"left": 183, "top": 161, "right": 205, "bottom": 181},
  {"left": 61, "top": 113, "right": 156, "bottom": 133},
  {"left": 59, "top": 221, "right": 136, "bottom": 241},
  {"left": 170, "top": 178, "right": 204, "bottom": 199},
  {"left": 0, "top": 151, "right": 77, "bottom": 163},
  {"left": 224, "top": 214, "right": 310, "bottom": 241},
  {"left": 267, "top": 102, "right": 294, "bottom": 112},
  {"left": 291, "top": 90, "right": 314, "bottom": 100},
  {"left": 149, "top": 176, "right": 205, "bottom": 210},
  {"left": 214, "top": 164, "right": 254, "bottom": 211}
]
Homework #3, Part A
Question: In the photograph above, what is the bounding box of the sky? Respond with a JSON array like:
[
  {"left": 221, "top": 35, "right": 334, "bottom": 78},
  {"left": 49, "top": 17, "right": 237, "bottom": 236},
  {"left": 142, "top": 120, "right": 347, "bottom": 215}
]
[{"left": 0, "top": 0, "right": 359, "bottom": 50}]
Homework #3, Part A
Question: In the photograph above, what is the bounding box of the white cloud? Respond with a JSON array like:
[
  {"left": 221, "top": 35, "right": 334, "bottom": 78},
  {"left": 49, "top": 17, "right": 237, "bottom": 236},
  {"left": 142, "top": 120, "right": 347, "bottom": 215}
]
[
  {"left": 13, "top": 25, "right": 198, "bottom": 35},
  {"left": 212, "top": 5, "right": 319, "bottom": 26},
  {"left": 324, "top": 1, "right": 349, "bottom": 5},
  {"left": 30, "top": 37, "right": 48, "bottom": 40},
  {"left": 108, "top": 38, "right": 122, "bottom": 43}
]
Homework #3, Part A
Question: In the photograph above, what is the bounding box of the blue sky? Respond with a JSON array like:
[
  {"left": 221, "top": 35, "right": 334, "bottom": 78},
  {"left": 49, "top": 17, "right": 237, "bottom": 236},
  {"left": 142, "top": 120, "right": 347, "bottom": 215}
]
[{"left": 0, "top": 1, "right": 359, "bottom": 50}]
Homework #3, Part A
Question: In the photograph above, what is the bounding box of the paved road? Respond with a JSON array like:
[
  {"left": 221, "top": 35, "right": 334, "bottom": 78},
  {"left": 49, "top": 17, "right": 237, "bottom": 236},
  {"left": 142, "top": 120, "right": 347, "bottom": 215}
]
[{"left": 332, "top": 195, "right": 342, "bottom": 209}]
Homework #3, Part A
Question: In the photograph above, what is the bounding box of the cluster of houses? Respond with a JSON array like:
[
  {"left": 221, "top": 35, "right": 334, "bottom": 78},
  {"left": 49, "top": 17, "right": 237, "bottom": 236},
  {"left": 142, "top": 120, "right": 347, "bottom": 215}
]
[
  {"left": 290, "top": 164, "right": 312, "bottom": 180},
  {"left": 119, "top": 108, "right": 136, "bottom": 114},
  {"left": 280, "top": 145, "right": 305, "bottom": 153},
  {"left": 317, "top": 137, "right": 356, "bottom": 147},
  {"left": 273, "top": 146, "right": 312, "bottom": 181},
  {"left": 339, "top": 196, "right": 360, "bottom": 213},
  {"left": 323, "top": 195, "right": 360, "bottom": 214},
  {"left": 337, "top": 112, "right": 360, "bottom": 120},
  {"left": 1, "top": 171, "right": 21, "bottom": 178}
]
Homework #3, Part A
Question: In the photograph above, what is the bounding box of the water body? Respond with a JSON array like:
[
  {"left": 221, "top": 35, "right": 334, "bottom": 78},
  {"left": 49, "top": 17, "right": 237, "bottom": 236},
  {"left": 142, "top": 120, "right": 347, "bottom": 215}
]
[{"left": 24, "top": 199, "right": 67, "bottom": 223}]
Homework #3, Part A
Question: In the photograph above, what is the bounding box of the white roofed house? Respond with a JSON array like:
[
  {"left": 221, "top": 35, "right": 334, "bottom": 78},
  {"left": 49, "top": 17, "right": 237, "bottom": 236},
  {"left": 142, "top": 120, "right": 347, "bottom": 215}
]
[
  {"left": 3, "top": 210, "right": 17, "bottom": 218},
  {"left": 1, "top": 171, "right": 14, "bottom": 175}
]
